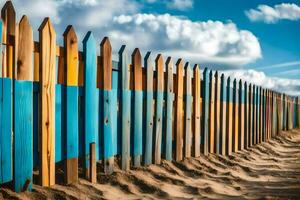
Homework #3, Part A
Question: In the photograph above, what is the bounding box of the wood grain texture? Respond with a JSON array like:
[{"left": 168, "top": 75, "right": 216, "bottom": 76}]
[
  {"left": 89, "top": 143, "right": 96, "bottom": 183},
  {"left": 143, "top": 52, "right": 153, "bottom": 165},
  {"left": 119, "top": 45, "right": 131, "bottom": 170},
  {"left": 1, "top": 0, "right": 15, "bottom": 78},
  {"left": 214, "top": 71, "right": 220, "bottom": 154},
  {"left": 165, "top": 57, "right": 174, "bottom": 161},
  {"left": 259, "top": 87, "right": 263, "bottom": 143},
  {"left": 184, "top": 62, "right": 192, "bottom": 158},
  {"left": 175, "top": 59, "right": 184, "bottom": 161},
  {"left": 100, "top": 37, "right": 114, "bottom": 174},
  {"left": 82, "top": 32, "right": 98, "bottom": 179},
  {"left": 253, "top": 85, "right": 257, "bottom": 145},
  {"left": 244, "top": 82, "right": 248, "bottom": 149},
  {"left": 238, "top": 80, "right": 244, "bottom": 150},
  {"left": 226, "top": 77, "right": 232, "bottom": 155},
  {"left": 220, "top": 74, "right": 227, "bottom": 155},
  {"left": 232, "top": 79, "right": 238, "bottom": 152},
  {"left": 63, "top": 25, "right": 79, "bottom": 184},
  {"left": 132, "top": 48, "right": 143, "bottom": 167},
  {"left": 202, "top": 68, "right": 210, "bottom": 155},
  {"left": 193, "top": 64, "right": 201, "bottom": 157},
  {"left": 38, "top": 17, "right": 56, "bottom": 186},
  {"left": 154, "top": 54, "right": 164, "bottom": 164},
  {"left": 13, "top": 15, "right": 33, "bottom": 192},
  {"left": 209, "top": 71, "right": 215, "bottom": 153},
  {"left": 249, "top": 84, "right": 253, "bottom": 146}
]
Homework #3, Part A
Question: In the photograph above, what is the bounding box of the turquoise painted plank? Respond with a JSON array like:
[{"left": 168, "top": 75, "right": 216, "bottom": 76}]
[
  {"left": 55, "top": 84, "right": 64, "bottom": 162},
  {"left": 165, "top": 92, "right": 174, "bottom": 161},
  {"left": 0, "top": 78, "right": 12, "bottom": 183},
  {"left": 119, "top": 46, "right": 131, "bottom": 170},
  {"left": 103, "top": 90, "right": 113, "bottom": 159},
  {"left": 144, "top": 52, "right": 154, "bottom": 165},
  {"left": 33, "top": 82, "right": 39, "bottom": 167},
  {"left": 83, "top": 32, "right": 99, "bottom": 170},
  {"left": 111, "top": 89, "right": 118, "bottom": 156},
  {"left": 154, "top": 91, "right": 163, "bottom": 162},
  {"left": 133, "top": 90, "right": 143, "bottom": 164},
  {"left": 14, "top": 81, "right": 33, "bottom": 192},
  {"left": 66, "top": 86, "right": 78, "bottom": 159},
  {"left": 202, "top": 68, "right": 209, "bottom": 155}
]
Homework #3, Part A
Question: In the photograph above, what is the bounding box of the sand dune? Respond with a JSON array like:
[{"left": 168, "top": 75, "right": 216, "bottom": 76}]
[{"left": 1, "top": 129, "right": 300, "bottom": 200}]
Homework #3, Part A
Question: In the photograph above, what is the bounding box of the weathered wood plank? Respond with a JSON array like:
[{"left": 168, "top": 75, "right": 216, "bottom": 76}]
[
  {"left": 184, "top": 62, "right": 192, "bottom": 158},
  {"left": 249, "top": 84, "right": 253, "bottom": 146},
  {"left": 132, "top": 48, "right": 143, "bottom": 167},
  {"left": 202, "top": 68, "right": 209, "bottom": 155},
  {"left": 89, "top": 143, "right": 96, "bottom": 183},
  {"left": 238, "top": 80, "right": 244, "bottom": 150},
  {"left": 244, "top": 82, "right": 248, "bottom": 149},
  {"left": 154, "top": 54, "right": 164, "bottom": 164},
  {"left": 63, "top": 25, "right": 79, "bottom": 184},
  {"left": 232, "top": 79, "right": 238, "bottom": 152},
  {"left": 82, "top": 32, "right": 98, "bottom": 179},
  {"left": 165, "top": 57, "right": 174, "bottom": 161},
  {"left": 119, "top": 45, "right": 131, "bottom": 170},
  {"left": 253, "top": 85, "right": 257, "bottom": 145},
  {"left": 193, "top": 64, "right": 201, "bottom": 157},
  {"left": 214, "top": 71, "right": 220, "bottom": 154},
  {"left": 259, "top": 87, "right": 263, "bottom": 143},
  {"left": 14, "top": 15, "right": 33, "bottom": 192},
  {"left": 175, "top": 59, "right": 184, "bottom": 161},
  {"left": 38, "top": 17, "right": 56, "bottom": 187},
  {"left": 226, "top": 77, "right": 232, "bottom": 155},
  {"left": 100, "top": 37, "right": 114, "bottom": 174},
  {"left": 208, "top": 71, "right": 215, "bottom": 154},
  {"left": 220, "top": 74, "right": 226, "bottom": 155}
]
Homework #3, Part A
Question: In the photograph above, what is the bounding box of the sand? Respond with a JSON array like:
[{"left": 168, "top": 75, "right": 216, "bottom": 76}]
[{"left": 1, "top": 129, "right": 300, "bottom": 200}]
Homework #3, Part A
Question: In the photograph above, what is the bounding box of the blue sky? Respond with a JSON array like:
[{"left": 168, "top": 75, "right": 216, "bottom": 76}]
[{"left": 1, "top": 0, "right": 300, "bottom": 95}]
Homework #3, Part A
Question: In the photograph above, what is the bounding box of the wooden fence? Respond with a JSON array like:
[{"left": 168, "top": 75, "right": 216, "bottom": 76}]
[{"left": 0, "top": 1, "right": 300, "bottom": 192}]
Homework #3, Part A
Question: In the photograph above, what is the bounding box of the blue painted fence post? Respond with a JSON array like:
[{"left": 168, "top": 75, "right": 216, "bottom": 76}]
[{"left": 220, "top": 74, "right": 227, "bottom": 155}]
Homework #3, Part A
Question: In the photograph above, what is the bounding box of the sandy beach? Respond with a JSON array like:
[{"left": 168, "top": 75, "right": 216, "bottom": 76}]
[{"left": 1, "top": 129, "right": 300, "bottom": 200}]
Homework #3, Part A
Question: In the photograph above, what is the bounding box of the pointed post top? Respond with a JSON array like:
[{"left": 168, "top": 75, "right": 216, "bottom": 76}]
[
  {"left": 184, "top": 62, "right": 190, "bottom": 69},
  {"left": 227, "top": 76, "right": 231, "bottom": 85},
  {"left": 239, "top": 79, "right": 242, "bottom": 85},
  {"left": 176, "top": 58, "right": 184, "bottom": 68},
  {"left": 193, "top": 64, "right": 199, "bottom": 70},
  {"left": 155, "top": 54, "right": 163, "bottom": 66},
  {"left": 100, "top": 36, "right": 111, "bottom": 49},
  {"left": 203, "top": 67, "right": 209, "bottom": 74},
  {"left": 221, "top": 73, "right": 225, "bottom": 80},
  {"left": 19, "top": 15, "right": 30, "bottom": 26},
  {"left": 214, "top": 70, "right": 219, "bottom": 78},
  {"left": 209, "top": 70, "right": 213, "bottom": 78},
  {"left": 63, "top": 25, "right": 76, "bottom": 37},
  {"left": 118, "top": 44, "right": 127, "bottom": 56},
  {"left": 1, "top": 0, "right": 15, "bottom": 15},
  {"left": 166, "top": 56, "right": 173, "bottom": 67},
  {"left": 82, "top": 31, "right": 95, "bottom": 44},
  {"left": 132, "top": 48, "right": 141, "bottom": 66},
  {"left": 38, "top": 17, "right": 54, "bottom": 32}
]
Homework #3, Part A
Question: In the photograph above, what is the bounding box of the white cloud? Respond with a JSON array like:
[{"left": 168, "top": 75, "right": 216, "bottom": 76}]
[
  {"left": 245, "top": 3, "right": 300, "bottom": 23},
  {"left": 222, "top": 69, "right": 300, "bottom": 96},
  {"left": 112, "top": 14, "right": 261, "bottom": 66},
  {"left": 167, "top": 0, "right": 193, "bottom": 11}
]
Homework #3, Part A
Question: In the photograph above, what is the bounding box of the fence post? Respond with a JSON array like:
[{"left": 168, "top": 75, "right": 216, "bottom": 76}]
[
  {"left": 297, "top": 97, "right": 300, "bottom": 128},
  {"left": 248, "top": 84, "right": 252, "bottom": 146},
  {"left": 119, "top": 45, "right": 131, "bottom": 170},
  {"left": 82, "top": 32, "right": 97, "bottom": 179},
  {"left": 63, "top": 25, "right": 79, "bottom": 184},
  {"left": 202, "top": 68, "right": 209, "bottom": 156},
  {"left": 154, "top": 54, "right": 164, "bottom": 164},
  {"left": 175, "top": 59, "right": 184, "bottom": 161},
  {"left": 259, "top": 87, "right": 263, "bottom": 143},
  {"left": 144, "top": 52, "right": 153, "bottom": 165},
  {"left": 256, "top": 86, "right": 260, "bottom": 143},
  {"left": 209, "top": 70, "right": 215, "bottom": 154},
  {"left": 238, "top": 80, "right": 244, "bottom": 150},
  {"left": 14, "top": 15, "right": 33, "bottom": 192},
  {"left": 244, "top": 81, "right": 248, "bottom": 149},
  {"left": 253, "top": 85, "right": 257, "bottom": 145},
  {"left": 38, "top": 17, "right": 56, "bottom": 186},
  {"left": 184, "top": 62, "right": 192, "bottom": 158},
  {"left": 0, "top": 1, "right": 14, "bottom": 184},
  {"left": 193, "top": 64, "right": 201, "bottom": 157},
  {"left": 100, "top": 37, "right": 114, "bottom": 174},
  {"left": 132, "top": 48, "right": 143, "bottom": 167},
  {"left": 165, "top": 57, "right": 174, "bottom": 161},
  {"left": 214, "top": 71, "right": 220, "bottom": 154},
  {"left": 226, "top": 77, "right": 232, "bottom": 155},
  {"left": 220, "top": 74, "right": 226, "bottom": 155},
  {"left": 232, "top": 79, "right": 238, "bottom": 152}
]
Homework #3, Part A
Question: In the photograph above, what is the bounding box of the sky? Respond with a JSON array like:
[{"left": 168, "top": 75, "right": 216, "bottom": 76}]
[{"left": 1, "top": 0, "right": 300, "bottom": 95}]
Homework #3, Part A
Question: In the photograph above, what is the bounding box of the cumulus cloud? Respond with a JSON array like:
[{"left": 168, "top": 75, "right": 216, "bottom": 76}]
[
  {"left": 112, "top": 14, "right": 261, "bottom": 66},
  {"left": 167, "top": 0, "right": 193, "bottom": 11},
  {"left": 245, "top": 3, "right": 300, "bottom": 23},
  {"left": 222, "top": 69, "right": 300, "bottom": 96}
]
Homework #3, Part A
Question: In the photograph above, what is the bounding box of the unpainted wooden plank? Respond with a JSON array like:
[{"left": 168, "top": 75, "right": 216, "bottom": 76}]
[
  {"left": 193, "top": 64, "right": 201, "bottom": 157},
  {"left": 132, "top": 48, "right": 143, "bottom": 167},
  {"left": 165, "top": 57, "right": 173, "bottom": 161},
  {"left": 249, "top": 84, "right": 253, "bottom": 146},
  {"left": 253, "top": 85, "right": 257, "bottom": 145},
  {"left": 202, "top": 68, "right": 210, "bottom": 155},
  {"left": 232, "top": 79, "right": 238, "bottom": 152},
  {"left": 209, "top": 71, "right": 215, "bottom": 153},
  {"left": 238, "top": 80, "right": 244, "bottom": 150},
  {"left": 38, "top": 17, "right": 56, "bottom": 187},
  {"left": 244, "top": 82, "right": 248, "bottom": 149},
  {"left": 175, "top": 59, "right": 184, "bottom": 161},
  {"left": 226, "top": 77, "right": 232, "bottom": 155},
  {"left": 89, "top": 143, "right": 96, "bottom": 183},
  {"left": 214, "top": 71, "right": 220, "bottom": 154}
]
